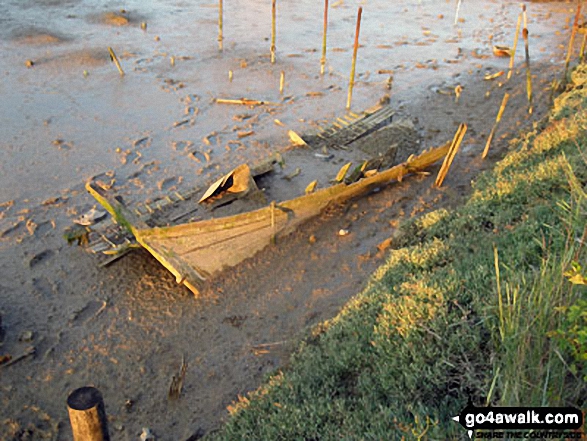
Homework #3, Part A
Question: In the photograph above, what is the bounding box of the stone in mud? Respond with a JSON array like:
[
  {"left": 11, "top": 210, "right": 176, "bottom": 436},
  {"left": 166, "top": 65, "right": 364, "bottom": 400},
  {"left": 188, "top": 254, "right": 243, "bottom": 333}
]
[
  {"left": 140, "top": 427, "right": 155, "bottom": 441},
  {"left": 19, "top": 330, "right": 34, "bottom": 342}
]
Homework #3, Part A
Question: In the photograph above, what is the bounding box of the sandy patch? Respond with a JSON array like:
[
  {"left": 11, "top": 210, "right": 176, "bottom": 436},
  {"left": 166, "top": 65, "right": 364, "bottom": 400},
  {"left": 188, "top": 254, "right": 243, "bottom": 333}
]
[
  {"left": 88, "top": 11, "right": 146, "bottom": 27},
  {"left": 11, "top": 28, "right": 70, "bottom": 45}
]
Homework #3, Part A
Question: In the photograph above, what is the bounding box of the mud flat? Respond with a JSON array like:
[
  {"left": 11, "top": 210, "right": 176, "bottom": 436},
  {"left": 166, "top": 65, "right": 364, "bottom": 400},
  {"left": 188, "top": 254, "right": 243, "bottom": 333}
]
[{"left": 0, "top": 0, "right": 579, "bottom": 439}]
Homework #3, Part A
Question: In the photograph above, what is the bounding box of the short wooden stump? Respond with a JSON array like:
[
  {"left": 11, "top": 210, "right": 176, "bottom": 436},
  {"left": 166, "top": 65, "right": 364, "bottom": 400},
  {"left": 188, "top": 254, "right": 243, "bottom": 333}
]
[{"left": 67, "top": 386, "right": 110, "bottom": 441}]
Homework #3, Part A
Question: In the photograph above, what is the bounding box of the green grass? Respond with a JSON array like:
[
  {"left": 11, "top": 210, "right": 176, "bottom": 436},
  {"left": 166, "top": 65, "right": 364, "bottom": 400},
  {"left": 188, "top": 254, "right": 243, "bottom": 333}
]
[{"left": 209, "top": 70, "right": 587, "bottom": 440}]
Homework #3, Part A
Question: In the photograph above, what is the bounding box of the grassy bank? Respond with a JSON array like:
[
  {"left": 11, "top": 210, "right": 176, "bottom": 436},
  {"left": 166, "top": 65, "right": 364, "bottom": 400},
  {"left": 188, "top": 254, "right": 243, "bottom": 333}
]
[{"left": 209, "top": 68, "right": 587, "bottom": 440}]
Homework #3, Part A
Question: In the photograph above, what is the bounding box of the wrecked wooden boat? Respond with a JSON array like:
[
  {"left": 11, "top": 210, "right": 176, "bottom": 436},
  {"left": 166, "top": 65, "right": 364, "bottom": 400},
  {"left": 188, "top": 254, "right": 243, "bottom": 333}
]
[{"left": 81, "top": 103, "right": 451, "bottom": 295}]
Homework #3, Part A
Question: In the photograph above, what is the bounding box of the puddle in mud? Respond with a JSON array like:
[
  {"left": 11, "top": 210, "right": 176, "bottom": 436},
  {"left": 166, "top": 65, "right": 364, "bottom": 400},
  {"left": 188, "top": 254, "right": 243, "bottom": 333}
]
[{"left": 0, "top": 0, "right": 579, "bottom": 439}]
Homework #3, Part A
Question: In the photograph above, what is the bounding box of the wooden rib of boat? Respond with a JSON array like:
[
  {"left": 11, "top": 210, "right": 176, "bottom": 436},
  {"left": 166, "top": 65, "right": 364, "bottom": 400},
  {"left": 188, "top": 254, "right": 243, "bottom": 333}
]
[{"left": 86, "top": 141, "right": 450, "bottom": 295}]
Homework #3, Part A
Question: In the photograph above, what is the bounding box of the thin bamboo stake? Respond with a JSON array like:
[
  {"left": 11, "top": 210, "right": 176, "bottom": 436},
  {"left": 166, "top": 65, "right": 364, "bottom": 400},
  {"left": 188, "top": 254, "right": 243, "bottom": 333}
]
[
  {"left": 271, "top": 0, "right": 277, "bottom": 63},
  {"left": 218, "top": 0, "right": 223, "bottom": 51},
  {"left": 580, "top": 32, "right": 587, "bottom": 63},
  {"left": 522, "top": 5, "right": 533, "bottom": 114},
  {"left": 454, "top": 0, "right": 463, "bottom": 25},
  {"left": 108, "top": 47, "right": 124, "bottom": 76},
  {"left": 435, "top": 123, "right": 467, "bottom": 187},
  {"left": 507, "top": 13, "right": 522, "bottom": 80},
  {"left": 564, "top": 1, "right": 582, "bottom": 80},
  {"left": 280, "top": 71, "right": 285, "bottom": 94},
  {"left": 346, "top": 6, "right": 363, "bottom": 110},
  {"left": 482, "top": 93, "right": 510, "bottom": 159},
  {"left": 321, "top": 0, "right": 329, "bottom": 75}
]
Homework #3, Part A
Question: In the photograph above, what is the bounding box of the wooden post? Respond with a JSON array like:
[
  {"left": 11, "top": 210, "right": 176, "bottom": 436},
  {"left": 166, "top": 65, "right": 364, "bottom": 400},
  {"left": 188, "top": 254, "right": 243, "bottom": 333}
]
[
  {"left": 507, "top": 12, "right": 522, "bottom": 80},
  {"left": 346, "top": 6, "right": 363, "bottom": 110},
  {"left": 320, "top": 0, "right": 329, "bottom": 75},
  {"left": 218, "top": 0, "right": 223, "bottom": 51},
  {"left": 67, "top": 387, "right": 110, "bottom": 441},
  {"left": 271, "top": 0, "right": 277, "bottom": 63}
]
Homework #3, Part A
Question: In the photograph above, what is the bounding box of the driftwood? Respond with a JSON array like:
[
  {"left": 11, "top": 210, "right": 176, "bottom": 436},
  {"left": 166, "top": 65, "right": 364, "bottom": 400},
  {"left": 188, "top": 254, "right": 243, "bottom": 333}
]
[
  {"left": 483, "top": 93, "right": 510, "bottom": 159},
  {"left": 107, "top": 47, "right": 124, "bottom": 76},
  {"left": 215, "top": 98, "right": 274, "bottom": 106},
  {"left": 435, "top": 123, "right": 467, "bottom": 187}
]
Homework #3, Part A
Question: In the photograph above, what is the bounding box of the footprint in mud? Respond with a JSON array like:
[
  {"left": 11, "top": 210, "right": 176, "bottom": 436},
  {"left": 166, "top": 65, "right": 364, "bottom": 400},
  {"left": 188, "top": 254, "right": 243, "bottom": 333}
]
[
  {"left": 28, "top": 249, "right": 54, "bottom": 268},
  {"left": 32, "top": 277, "right": 60, "bottom": 298},
  {"left": 68, "top": 299, "right": 106, "bottom": 324},
  {"left": 222, "top": 315, "right": 247, "bottom": 328}
]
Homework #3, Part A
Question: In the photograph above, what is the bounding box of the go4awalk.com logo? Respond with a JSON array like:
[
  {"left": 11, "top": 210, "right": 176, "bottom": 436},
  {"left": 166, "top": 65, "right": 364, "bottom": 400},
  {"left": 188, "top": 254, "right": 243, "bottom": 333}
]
[{"left": 452, "top": 401, "right": 585, "bottom": 439}]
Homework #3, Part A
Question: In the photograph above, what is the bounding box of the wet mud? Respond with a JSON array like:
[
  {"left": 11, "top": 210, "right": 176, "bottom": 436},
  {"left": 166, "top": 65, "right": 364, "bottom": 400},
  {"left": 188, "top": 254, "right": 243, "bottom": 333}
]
[{"left": 0, "top": 0, "right": 579, "bottom": 439}]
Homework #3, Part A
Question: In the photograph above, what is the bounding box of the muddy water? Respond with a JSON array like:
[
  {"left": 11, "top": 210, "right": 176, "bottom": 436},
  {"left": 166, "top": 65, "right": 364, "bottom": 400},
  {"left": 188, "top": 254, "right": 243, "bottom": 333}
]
[{"left": 0, "top": 0, "right": 578, "bottom": 439}]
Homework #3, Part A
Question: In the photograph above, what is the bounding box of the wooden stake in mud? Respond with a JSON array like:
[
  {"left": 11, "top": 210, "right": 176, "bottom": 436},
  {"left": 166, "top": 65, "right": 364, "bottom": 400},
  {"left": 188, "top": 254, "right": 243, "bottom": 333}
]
[
  {"left": 108, "top": 47, "right": 124, "bottom": 76},
  {"left": 321, "top": 0, "right": 329, "bottom": 75},
  {"left": 271, "top": 0, "right": 277, "bottom": 63},
  {"left": 507, "top": 12, "right": 522, "bottom": 80},
  {"left": 435, "top": 123, "right": 467, "bottom": 187},
  {"left": 454, "top": 0, "right": 463, "bottom": 25},
  {"left": 482, "top": 93, "right": 510, "bottom": 159},
  {"left": 280, "top": 70, "right": 285, "bottom": 94},
  {"left": 67, "top": 387, "right": 110, "bottom": 441},
  {"left": 346, "top": 6, "right": 363, "bottom": 110},
  {"left": 564, "top": 1, "right": 582, "bottom": 80},
  {"left": 218, "top": 0, "right": 223, "bottom": 51},
  {"left": 522, "top": 5, "right": 533, "bottom": 114}
]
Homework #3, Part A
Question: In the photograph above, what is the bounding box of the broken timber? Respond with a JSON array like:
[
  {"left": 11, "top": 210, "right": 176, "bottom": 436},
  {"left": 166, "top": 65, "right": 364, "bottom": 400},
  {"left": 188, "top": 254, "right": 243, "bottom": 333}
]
[
  {"left": 85, "top": 141, "right": 450, "bottom": 295},
  {"left": 300, "top": 105, "right": 395, "bottom": 150}
]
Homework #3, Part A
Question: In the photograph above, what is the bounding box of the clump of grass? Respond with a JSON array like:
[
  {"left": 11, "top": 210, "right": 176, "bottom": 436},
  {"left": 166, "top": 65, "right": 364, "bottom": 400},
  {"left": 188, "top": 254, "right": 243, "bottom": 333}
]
[{"left": 210, "top": 69, "right": 587, "bottom": 440}]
